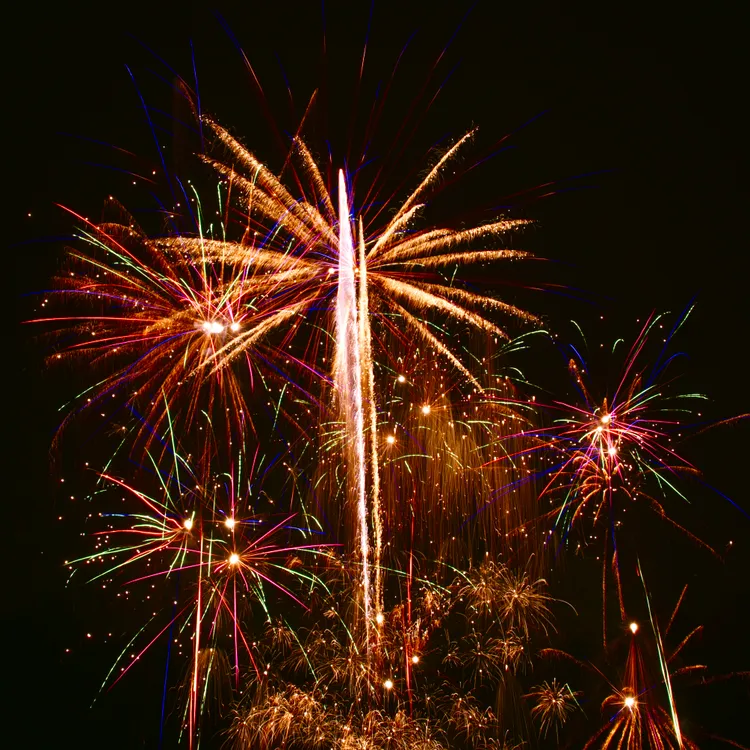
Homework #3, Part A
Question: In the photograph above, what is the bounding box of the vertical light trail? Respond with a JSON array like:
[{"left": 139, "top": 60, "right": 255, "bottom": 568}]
[
  {"left": 233, "top": 576, "right": 239, "bottom": 691},
  {"left": 189, "top": 530, "right": 203, "bottom": 749},
  {"left": 358, "top": 217, "right": 383, "bottom": 620},
  {"left": 336, "top": 171, "right": 371, "bottom": 642},
  {"left": 639, "top": 559, "right": 683, "bottom": 748}
]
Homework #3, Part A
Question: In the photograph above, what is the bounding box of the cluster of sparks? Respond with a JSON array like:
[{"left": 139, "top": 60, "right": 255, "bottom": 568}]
[
  {"left": 225, "top": 557, "right": 557, "bottom": 749},
  {"left": 34, "top": 100, "right": 747, "bottom": 749}
]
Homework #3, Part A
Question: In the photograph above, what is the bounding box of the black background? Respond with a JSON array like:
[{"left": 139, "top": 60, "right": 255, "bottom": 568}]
[{"left": 8, "top": 1, "right": 749, "bottom": 746}]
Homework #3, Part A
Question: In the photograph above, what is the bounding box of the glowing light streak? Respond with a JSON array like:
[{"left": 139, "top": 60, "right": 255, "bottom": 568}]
[{"left": 336, "top": 171, "right": 372, "bottom": 641}]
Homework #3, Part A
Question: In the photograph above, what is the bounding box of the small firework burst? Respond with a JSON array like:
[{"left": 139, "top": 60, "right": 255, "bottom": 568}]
[{"left": 526, "top": 678, "right": 581, "bottom": 738}]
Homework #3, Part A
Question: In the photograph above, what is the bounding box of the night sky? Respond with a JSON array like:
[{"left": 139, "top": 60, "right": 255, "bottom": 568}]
[{"left": 9, "top": 1, "right": 749, "bottom": 747}]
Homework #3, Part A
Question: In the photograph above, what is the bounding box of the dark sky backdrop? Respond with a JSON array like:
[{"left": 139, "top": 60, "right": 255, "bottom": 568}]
[{"left": 8, "top": 1, "right": 749, "bottom": 747}]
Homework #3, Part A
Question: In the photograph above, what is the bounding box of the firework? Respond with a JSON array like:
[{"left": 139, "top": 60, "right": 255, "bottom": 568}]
[
  {"left": 577, "top": 574, "right": 725, "bottom": 750},
  {"left": 64, "top": 421, "right": 336, "bottom": 745},
  {"left": 526, "top": 678, "right": 581, "bottom": 739},
  {"left": 544, "top": 312, "right": 714, "bottom": 535},
  {"left": 485, "top": 311, "right": 737, "bottom": 641},
  {"left": 34, "top": 31, "right": 748, "bottom": 747},
  {"left": 224, "top": 553, "right": 559, "bottom": 749},
  {"left": 179, "top": 115, "right": 540, "bottom": 631},
  {"left": 195, "top": 116, "right": 538, "bottom": 380},
  {"left": 31, "top": 199, "right": 319, "bottom": 459},
  {"left": 39, "top": 122, "right": 546, "bottom": 742}
]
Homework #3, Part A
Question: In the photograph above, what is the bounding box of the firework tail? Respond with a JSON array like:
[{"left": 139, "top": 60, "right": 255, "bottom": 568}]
[
  {"left": 359, "top": 217, "right": 383, "bottom": 622},
  {"left": 638, "top": 558, "right": 683, "bottom": 748},
  {"left": 336, "top": 171, "right": 372, "bottom": 646}
]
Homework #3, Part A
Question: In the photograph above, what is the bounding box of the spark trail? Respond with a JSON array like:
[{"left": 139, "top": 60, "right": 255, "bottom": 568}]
[{"left": 336, "top": 171, "right": 372, "bottom": 643}]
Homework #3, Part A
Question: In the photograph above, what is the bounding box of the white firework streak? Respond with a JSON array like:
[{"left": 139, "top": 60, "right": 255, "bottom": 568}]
[{"left": 336, "top": 170, "right": 372, "bottom": 643}]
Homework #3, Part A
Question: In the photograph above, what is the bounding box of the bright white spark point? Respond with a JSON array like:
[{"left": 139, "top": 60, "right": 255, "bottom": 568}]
[
  {"left": 375, "top": 612, "right": 385, "bottom": 625},
  {"left": 228, "top": 553, "right": 240, "bottom": 565},
  {"left": 230, "top": 322, "right": 240, "bottom": 332},
  {"left": 397, "top": 375, "right": 406, "bottom": 383},
  {"left": 386, "top": 435, "right": 395, "bottom": 445},
  {"left": 624, "top": 696, "right": 636, "bottom": 709},
  {"left": 411, "top": 655, "right": 420, "bottom": 664},
  {"left": 203, "top": 321, "right": 224, "bottom": 334},
  {"left": 421, "top": 405, "right": 431, "bottom": 415},
  {"left": 183, "top": 518, "right": 193, "bottom": 531},
  {"left": 383, "top": 679, "right": 394, "bottom": 690},
  {"left": 608, "top": 446, "right": 617, "bottom": 456},
  {"left": 601, "top": 414, "right": 611, "bottom": 424},
  {"left": 225, "top": 517, "right": 236, "bottom": 530},
  {"left": 629, "top": 622, "right": 638, "bottom": 634}
]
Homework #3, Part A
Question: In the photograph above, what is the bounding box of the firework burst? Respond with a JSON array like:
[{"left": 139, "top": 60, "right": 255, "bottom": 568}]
[
  {"left": 526, "top": 678, "right": 581, "bottom": 739},
  {"left": 583, "top": 619, "right": 702, "bottom": 750},
  {"left": 30, "top": 198, "right": 322, "bottom": 460},
  {"left": 483, "top": 310, "right": 743, "bottom": 641},
  {"left": 64, "top": 422, "right": 336, "bottom": 744},
  {"left": 226, "top": 554, "right": 559, "bottom": 749}
]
